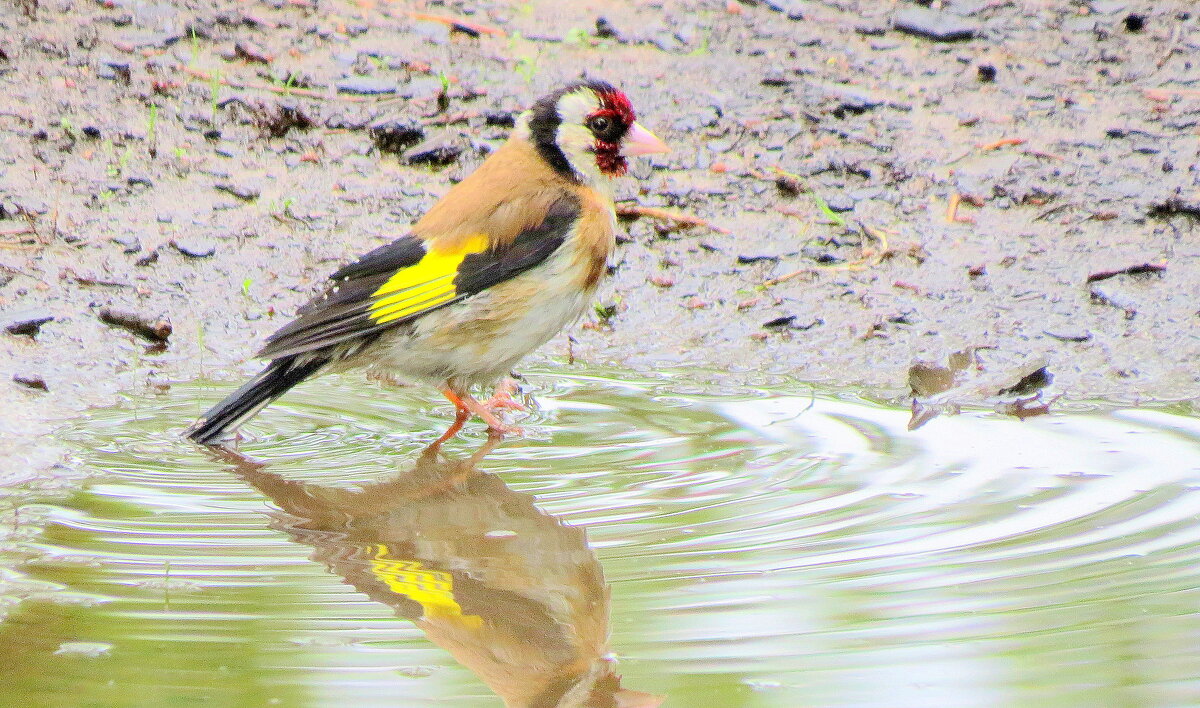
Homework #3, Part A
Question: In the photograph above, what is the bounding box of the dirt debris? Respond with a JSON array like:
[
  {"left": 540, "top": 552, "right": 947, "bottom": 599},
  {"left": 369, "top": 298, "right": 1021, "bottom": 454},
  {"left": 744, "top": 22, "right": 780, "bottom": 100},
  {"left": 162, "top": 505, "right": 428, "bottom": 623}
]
[{"left": 1, "top": 0, "right": 1199, "bottom": 472}]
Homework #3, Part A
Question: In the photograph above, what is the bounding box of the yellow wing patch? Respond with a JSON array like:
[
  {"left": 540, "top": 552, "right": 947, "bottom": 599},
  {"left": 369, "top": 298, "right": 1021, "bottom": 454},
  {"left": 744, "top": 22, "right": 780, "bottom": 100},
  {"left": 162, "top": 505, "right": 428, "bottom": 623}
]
[
  {"left": 368, "top": 544, "right": 484, "bottom": 628},
  {"left": 368, "top": 235, "right": 490, "bottom": 325}
]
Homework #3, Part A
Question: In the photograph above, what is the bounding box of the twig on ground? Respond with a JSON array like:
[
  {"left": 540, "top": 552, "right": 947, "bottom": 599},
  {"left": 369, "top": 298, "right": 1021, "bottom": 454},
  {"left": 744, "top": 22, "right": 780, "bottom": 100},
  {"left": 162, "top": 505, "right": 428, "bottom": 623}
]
[
  {"left": 616, "top": 205, "right": 730, "bottom": 235},
  {"left": 406, "top": 12, "right": 506, "bottom": 37},
  {"left": 946, "top": 193, "right": 978, "bottom": 224},
  {"left": 977, "top": 137, "right": 1025, "bottom": 151}
]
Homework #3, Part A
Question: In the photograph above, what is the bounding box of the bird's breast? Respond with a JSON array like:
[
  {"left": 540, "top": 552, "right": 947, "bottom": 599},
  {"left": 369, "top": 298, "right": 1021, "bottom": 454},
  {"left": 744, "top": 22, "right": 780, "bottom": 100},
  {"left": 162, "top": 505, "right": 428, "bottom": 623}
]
[{"left": 568, "top": 185, "right": 618, "bottom": 291}]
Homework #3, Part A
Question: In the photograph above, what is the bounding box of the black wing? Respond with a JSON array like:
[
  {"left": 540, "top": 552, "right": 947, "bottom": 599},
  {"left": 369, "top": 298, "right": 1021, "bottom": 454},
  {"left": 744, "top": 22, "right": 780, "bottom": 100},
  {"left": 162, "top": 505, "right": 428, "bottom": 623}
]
[{"left": 256, "top": 195, "right": 581, "bottom": 360}]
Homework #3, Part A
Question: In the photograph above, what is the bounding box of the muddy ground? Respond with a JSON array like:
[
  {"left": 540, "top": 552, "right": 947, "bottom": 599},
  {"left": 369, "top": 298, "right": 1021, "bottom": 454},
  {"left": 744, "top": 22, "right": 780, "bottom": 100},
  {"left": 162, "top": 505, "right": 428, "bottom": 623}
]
[{"left": 1, "top": 0, "right": 1198, "bottom": 476}]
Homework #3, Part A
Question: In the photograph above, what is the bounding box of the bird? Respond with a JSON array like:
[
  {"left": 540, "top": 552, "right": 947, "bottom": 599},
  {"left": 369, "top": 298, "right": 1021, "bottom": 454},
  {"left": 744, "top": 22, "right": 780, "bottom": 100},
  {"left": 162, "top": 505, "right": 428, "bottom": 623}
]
[{"left": 186, "top": 80, "right": 669, "bottom": 446}]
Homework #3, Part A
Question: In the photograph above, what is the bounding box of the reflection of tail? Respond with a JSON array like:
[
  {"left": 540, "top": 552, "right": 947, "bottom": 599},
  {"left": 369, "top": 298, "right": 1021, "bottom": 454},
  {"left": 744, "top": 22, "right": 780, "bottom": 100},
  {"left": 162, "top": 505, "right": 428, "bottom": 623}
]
[{"left": 186, "top": 356, "right": 328, "bottom": 445}]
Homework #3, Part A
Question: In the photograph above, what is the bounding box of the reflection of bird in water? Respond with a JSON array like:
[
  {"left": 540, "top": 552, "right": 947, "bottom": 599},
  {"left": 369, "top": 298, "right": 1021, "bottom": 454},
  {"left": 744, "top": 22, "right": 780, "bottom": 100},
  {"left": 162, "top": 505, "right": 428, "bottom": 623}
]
[{"left": 222, "top": 440, "right": 663, "bottom": 708}]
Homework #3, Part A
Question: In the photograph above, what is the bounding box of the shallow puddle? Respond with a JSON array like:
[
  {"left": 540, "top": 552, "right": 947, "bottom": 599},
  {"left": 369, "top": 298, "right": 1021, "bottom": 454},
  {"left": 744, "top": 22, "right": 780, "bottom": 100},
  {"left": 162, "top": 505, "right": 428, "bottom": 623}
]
[{"left": 2, "top": 371, "right": 1200, "bottom": 707}]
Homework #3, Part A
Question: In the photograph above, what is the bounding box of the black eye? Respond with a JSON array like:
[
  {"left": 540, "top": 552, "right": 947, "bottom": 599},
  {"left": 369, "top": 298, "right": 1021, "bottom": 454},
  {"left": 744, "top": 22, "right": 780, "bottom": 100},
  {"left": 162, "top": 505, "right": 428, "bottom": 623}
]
[{"left": 590, "top": 116, "right": 611, "bottom": 134}]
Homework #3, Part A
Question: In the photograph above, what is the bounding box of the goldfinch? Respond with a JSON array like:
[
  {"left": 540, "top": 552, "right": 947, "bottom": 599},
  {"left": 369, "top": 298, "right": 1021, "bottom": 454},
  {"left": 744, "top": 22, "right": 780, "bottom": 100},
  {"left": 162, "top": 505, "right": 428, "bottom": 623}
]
[{"left": 186, "top": 80, "right": 668, "bottom": 445}]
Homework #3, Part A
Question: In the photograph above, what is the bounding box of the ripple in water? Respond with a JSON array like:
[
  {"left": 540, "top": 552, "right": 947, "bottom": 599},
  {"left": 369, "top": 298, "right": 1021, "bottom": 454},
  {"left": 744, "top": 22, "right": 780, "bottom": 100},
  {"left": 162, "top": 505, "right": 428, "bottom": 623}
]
[{"left": 1, "top": 372, "right": 1198, "bottom": 707}]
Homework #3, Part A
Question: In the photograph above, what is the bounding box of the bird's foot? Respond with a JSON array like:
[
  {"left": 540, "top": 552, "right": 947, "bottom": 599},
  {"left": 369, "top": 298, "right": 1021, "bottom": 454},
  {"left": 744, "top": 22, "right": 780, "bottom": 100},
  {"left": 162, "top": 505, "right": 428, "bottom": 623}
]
[
  {"left": 484, "top": 377, "right": 525, "bottom": 412},
  {"left": 437, "top": 386, "right": 523, "bottom": 446}
]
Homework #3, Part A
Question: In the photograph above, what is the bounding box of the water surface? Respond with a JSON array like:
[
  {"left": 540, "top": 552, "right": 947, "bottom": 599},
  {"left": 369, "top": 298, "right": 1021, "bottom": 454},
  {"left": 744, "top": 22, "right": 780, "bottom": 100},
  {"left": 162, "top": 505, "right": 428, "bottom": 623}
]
[{"left": 2, "top": 371, "right": 1199, "bottom": 707}]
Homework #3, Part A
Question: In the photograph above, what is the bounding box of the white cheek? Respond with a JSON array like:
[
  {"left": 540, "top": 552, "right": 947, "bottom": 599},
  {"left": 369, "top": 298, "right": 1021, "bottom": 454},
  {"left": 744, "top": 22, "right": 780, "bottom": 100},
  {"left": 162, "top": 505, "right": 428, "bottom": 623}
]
[{"left": 557, "top": 124, "right": 593, "bottom": 157}]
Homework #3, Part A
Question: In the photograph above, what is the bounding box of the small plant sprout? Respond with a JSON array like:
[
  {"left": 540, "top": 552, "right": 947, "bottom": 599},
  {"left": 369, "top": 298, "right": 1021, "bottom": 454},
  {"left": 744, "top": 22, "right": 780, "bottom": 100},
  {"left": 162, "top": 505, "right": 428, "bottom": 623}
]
[
  {"left": 106, "top": 143, "right": 133, "bottom": 178},
  {"left": 189, "top": 27, "right": 200, "bottom": 67},
  {"left": 437, "top": 72, "right": 451, "bottom": 112},
  {"left": 515, "top": 55, "right": 537, "bottom": 84},
  {"left": 208, "top": 72, "right": 221, "bottom": 126},
  {"left": 564, "top": 27, "right": 588, "bottom": 45},
  {"left": 241, "top": 278, "right": 253, "bottom": 297},
  {"left": 146, "top": 104, "right": 158, "bottom": 157}
]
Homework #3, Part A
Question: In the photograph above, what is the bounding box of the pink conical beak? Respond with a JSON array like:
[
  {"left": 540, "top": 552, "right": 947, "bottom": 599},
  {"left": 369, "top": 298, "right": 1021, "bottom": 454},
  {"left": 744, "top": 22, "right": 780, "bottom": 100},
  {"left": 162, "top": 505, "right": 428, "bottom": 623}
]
[{"left": 621, "top": 122, "right": 670, "bottom": 157}]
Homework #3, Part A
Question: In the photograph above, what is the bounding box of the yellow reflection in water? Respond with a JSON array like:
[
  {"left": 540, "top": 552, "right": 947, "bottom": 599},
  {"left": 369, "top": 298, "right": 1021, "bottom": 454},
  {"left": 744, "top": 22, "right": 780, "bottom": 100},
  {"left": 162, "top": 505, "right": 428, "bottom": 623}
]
[{"left": 220, "top": 439, "right": 663, "bottom": 708}]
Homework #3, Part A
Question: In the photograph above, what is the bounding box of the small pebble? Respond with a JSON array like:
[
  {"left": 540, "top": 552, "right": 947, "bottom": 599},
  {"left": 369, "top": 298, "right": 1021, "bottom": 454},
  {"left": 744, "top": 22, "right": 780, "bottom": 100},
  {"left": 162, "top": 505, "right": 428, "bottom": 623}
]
[
  {"left": 1123, "top": 13, "right": 1145, "bottom": 32},
  {"left": 1044, "top": 329, "right": 1092, "bottom": 343},
  {"left": 112, "top": 234, "right": 141, "bottom": 254},
  {"left": 3, "top": 308, "right": 54, "bottom": 336},
  {"left": 171, "top": 237, "right": 217, "bottom": 258},
  {"left": 403, "top": 136, "right": 463, "bottom": 166},
  {"left": 13, "top": 373, "right": 48, "bottom": 391},
  {"left": 893, "top": 7, "right": 979, "bottom": 41},
  {"left": 336, "top": 77, "right": 398, "bottom": 95},
  {"left": 214, "top": 182, "right": 261, "bottom": 201},
  {"left": 370, "top": 119, "right": 425, "bottom": 154}
]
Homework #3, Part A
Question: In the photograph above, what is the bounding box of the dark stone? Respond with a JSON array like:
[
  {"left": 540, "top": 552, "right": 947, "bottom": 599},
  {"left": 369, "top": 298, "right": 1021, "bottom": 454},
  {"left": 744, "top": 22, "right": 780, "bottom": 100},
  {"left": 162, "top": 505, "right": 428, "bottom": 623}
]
[
  {"left": 484, "top": 111, "right": 516, "bottom": 127},
  {"left": 977, "top": 63, "right": 997, "bottom": 82},
  {"left": 171, "top": 237, "right": 217, "bottom": 258},
  {"left": 997, "top": 367, "right": 1054, "bottom": 396},
  {"left": 893, "top": 7, "right": 979, "bottom": 41},
  {"left": 738, "top": 254, "right": 781, "bottom": 265},
  {"left": 759, "top": 0, "right": 807, "bottom": 21},
  {"left": 761, "top": 71, "right": 791, "bottom": 87},
  {"left": 3, "top": 308, "right": 54, "bottom": 336},
  {"left": 1123, "top": 13, "right": 1145, "bottom": 32},
  {"left": 13, "top": 373, "right": 48, "bottom": 391},
  {"left": 369, "top": 119, "right": 425, "bottom": 153},
  {"left": 324, "top": 112, "right": 372, "bottom": 131},
  {"left": 594, "top": 16, "right": 619, "bottom": 39},
  {"left": 214, "top": 181, "right": 261, "bottom": 201},
  {"left": 402, "top": 136, "right": 463, "bottom": 166},
  {"left": 335, "top": 77, "right": 398, "bottom": 95},
  {"left": 814, "top": 82, "right": 884, "bottom": 117},
  {"left": 81, "top": 126, "right": 101, "bottom": 139},
  {"left": 762, "top": 315, "right": 823, "bottom": 330},
  {"left": 855, "top": 22, "right": 888, "bottom": 36},
  {"left": 1044, "top": 329, "right": 1092, "bottom": 343},
  {"left": 112, "top": 234, "right": 141, "bottom": 253},
  {"left": 825, "top": 193, "right": 855, "bottom": 212}
]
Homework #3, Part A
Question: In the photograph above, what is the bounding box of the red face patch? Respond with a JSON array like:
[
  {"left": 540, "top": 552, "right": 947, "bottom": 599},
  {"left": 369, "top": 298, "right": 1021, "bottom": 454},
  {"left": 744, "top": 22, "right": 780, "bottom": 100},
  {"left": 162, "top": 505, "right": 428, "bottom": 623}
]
[{"left": 588, "top": 88, "right": 637, "bottom": 177}]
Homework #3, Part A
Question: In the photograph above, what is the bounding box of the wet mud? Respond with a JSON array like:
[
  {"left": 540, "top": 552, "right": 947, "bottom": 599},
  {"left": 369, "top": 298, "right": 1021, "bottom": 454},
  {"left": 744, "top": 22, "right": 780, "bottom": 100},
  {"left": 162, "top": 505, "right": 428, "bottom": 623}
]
[{"left": 1, "top": 0, "right": 1199, "bottom": 471}]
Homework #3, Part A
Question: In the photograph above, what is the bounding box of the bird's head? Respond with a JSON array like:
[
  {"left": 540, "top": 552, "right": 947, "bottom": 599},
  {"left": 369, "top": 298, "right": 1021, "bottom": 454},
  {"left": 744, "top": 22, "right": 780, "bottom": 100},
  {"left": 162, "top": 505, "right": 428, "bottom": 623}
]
[{"left": 523, "top": 80, "right": 669, "bottom": 185}]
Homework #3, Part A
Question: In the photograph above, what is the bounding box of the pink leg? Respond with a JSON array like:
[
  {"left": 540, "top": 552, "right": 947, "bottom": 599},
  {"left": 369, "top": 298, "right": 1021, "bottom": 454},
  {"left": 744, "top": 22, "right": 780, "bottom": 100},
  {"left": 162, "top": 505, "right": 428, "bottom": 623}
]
[
  {"left": 431, "top": 388, "right": 472, "bottom": 448},
  {"left": 484, "top": 377, "right": 524, "bottom": 412},
  {"left": 458, "top": 389, "right": 523, "bottom": 436}
]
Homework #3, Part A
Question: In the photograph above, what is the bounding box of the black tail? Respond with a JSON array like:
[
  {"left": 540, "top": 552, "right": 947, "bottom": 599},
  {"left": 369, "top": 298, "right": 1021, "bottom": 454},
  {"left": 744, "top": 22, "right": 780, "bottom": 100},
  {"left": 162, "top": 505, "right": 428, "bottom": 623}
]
[{"left": 186, "top": 356, "right": 328, "bottom": 445}]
